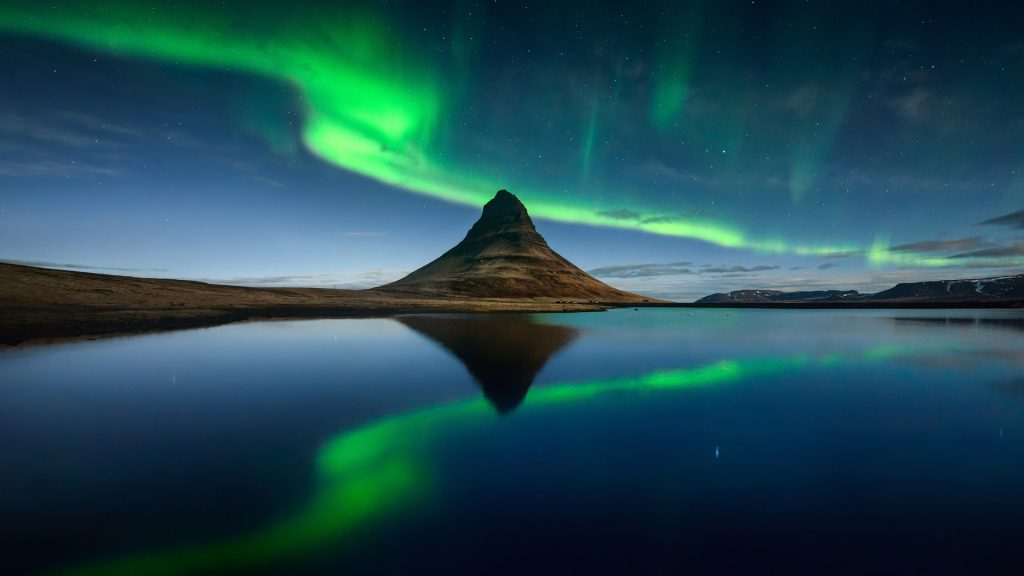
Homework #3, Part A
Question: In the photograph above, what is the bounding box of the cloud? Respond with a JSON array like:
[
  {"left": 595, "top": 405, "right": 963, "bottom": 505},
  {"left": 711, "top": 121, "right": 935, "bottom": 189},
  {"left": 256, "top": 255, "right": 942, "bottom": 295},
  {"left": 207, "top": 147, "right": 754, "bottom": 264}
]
[
  {"left": 340, "top": 268, "right": 406, "bottom": 287},
  {"left": 202, "top": 274, "right": 331, "bottom": 286},
  {"left": 0, "top": 110, "right": 141, "bottom": 178},
  {"left": 952, "top": 241, "right": 1024, "bottom": 259},
  {"left": 198, "top": 268, "right": 407, "bottom": 289},
  {"left": 594, "top": 208, "right": 676, "bottom": 225},
  {"left": 0, "top": 110, "right": 140, "bottom": 149},
  {"left": 818, "top": 262, "right": 838, "bottom": 270},
  {"left": 702, "top": 265, "right": 779, "bottom": 274},
  {"left": 891, "top": 236, "right": 989, "bottom": 253},
  {"left": 589, "top": 262, "right": 781, "bottom": 279},
  {"left": 0, "top": 110, "right": 277, "bottom": 181},
  {"left": 52, "top": 110, "right": 143, "bottom": 138},
  {"left": 0, "top": 258, "right": 166, "bottom": 273},
  {"left": 822, "top": 250, "right": 860, "bottom": 259},
  {"left": 0, "top": 158, "right": 122, "bottom": 178},
  {"left": 595, "top": 209, "right": 642, "bottom": 221},
  {"left": 0, "top": 112, "right": 94, "bottom": 148},
  {"left": 979, "top": 209, "right": 1024, "bottom": 229},
  {"left": 588, "top": 261, "right": 694, "bottom": 278},
  {"left": 250, "top": 174, "right": 287, "bottom": 188},
  {"left": 640, "top": 215, "right": 675, "bottom": 224},
  {"left": 222, "top": 158, "right": 292, "bottom": 189}
]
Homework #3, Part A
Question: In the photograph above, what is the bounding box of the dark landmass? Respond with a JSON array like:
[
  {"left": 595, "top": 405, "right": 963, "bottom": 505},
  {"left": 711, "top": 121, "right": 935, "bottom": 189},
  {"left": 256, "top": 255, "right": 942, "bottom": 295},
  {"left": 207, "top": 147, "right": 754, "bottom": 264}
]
[
  {"left": 890, "top": 316, "right": 1024, "bottom": 333},
  {"left": 872, "top": 275, "right": 1024, "bottom": 300},
  {"left": 695, "top": 274, "right": 1024, "bottom": 307},
  {"left": 672, "top": 300, "right": 1024, "bottom": 309},
  {"left": 696, "top": 289, "right": 861, "bottom": 303},
  {"left": 0, "top": 190, "right": 647, "bottom": 346},
  {"left": 0, "top": 261, "right": 615, "bottom": 346}
]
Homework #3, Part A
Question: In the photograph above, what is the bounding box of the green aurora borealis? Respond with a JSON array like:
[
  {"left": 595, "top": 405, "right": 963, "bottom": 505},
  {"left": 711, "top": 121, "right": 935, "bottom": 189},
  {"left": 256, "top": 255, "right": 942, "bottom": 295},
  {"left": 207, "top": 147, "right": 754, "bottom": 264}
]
[
  {"left": 3, "top": 0, "right": 1023, "bottom": 273},
  {"left": 0, "top": 1, "right": 780, "bottom": 255}
]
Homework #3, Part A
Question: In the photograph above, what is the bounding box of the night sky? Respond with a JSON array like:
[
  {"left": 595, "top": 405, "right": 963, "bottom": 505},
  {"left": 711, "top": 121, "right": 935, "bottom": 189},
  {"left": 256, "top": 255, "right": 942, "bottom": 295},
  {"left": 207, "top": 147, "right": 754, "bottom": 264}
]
[{"left": 1, "top": 0, "right": 1023, "bottom": 301}]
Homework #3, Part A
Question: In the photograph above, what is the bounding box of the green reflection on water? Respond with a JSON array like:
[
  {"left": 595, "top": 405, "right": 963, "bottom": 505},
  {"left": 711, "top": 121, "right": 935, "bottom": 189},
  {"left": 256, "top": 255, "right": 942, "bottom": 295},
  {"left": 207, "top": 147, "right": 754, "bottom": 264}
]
[{"left": 47, "top": 346, "right": 902, "bottom": 576}]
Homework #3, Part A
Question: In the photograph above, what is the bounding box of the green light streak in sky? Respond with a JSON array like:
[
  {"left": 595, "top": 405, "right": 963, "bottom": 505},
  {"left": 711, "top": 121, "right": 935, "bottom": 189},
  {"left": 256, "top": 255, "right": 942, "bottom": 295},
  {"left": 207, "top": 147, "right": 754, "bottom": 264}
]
[
  {"left": 46, "top": 347, "right": 905, "bottom": 576},
  {"left": 649, "top": 2, "right": 701, "bottom": 130},
  {"left": 650, "top": 76, "right": 688, "bottom": 130},
  {"left": 581, "top": 99, "right": 600, "bottom": 179},
  {"left": 787, "top": 87, "right": 854, "bottom": 205},
  {"left": 0, "top": 1, "right": 1006, "bottom": 268},
  {"left": 776, "top": 3, "right": 870, "bottom": 205},
  {"left": 863, "top": 236, "right": 1024, "bottom": 269}
]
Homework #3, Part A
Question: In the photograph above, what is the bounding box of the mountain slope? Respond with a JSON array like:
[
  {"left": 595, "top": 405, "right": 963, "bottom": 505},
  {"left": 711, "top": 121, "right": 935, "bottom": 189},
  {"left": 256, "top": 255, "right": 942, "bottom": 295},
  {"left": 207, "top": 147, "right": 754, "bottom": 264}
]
[
  {"left": 872, "top": 275, "right": 1024, "bottom": 301},
  {"left": 697, "top": 290, "right": 861, "bottom": 304},
  {"left": 380, "top": 190, "right": 645, "bottom": 301}
]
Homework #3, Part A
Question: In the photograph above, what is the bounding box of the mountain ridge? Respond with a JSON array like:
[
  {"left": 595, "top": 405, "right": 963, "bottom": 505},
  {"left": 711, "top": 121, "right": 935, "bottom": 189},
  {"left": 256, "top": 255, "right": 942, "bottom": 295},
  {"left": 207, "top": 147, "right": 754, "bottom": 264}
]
[{"left": 696, "top": 274, "right": 1024, "bottom": 304}]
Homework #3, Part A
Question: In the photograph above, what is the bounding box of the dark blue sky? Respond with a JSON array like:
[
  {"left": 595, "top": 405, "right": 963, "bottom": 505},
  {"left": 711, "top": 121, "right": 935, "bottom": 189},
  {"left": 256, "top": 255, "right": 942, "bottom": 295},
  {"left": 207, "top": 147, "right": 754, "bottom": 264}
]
[{"left": 1, "top": 1, "right": 1022, "bottom": 300}]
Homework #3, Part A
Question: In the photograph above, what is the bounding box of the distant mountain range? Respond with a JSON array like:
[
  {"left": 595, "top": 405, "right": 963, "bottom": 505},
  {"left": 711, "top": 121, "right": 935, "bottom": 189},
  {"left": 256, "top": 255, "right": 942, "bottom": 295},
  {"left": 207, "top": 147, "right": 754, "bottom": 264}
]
[{"left": 697, "top": 275, "right": 1024, "bottom": 304}]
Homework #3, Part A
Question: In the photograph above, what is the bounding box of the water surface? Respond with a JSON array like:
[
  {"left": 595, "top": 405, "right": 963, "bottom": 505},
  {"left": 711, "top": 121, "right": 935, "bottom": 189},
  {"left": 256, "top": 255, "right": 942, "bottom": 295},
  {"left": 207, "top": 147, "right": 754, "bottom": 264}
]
[{"left": 2, "top": 309, "right": 1023, "bottom": 574}]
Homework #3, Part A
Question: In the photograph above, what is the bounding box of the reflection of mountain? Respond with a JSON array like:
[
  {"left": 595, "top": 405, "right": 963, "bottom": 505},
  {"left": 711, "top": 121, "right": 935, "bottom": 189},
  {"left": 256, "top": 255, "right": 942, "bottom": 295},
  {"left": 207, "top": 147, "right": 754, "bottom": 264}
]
[
  {"left": 892, "top": 316, "right": 1024, "bottom": 333},
  {"left": 398, "top": 314, "right": 579, "bottom": 413},
  {"left": 994, "top": 378, "right": 1024, "bottom": 397}
]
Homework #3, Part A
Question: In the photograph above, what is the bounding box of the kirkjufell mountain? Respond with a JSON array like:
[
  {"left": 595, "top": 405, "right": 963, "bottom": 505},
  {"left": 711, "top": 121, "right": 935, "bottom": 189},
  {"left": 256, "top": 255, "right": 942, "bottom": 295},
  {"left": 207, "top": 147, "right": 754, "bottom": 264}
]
[{"left": 381, "top": 190, "right": 645, "bottom": 301}]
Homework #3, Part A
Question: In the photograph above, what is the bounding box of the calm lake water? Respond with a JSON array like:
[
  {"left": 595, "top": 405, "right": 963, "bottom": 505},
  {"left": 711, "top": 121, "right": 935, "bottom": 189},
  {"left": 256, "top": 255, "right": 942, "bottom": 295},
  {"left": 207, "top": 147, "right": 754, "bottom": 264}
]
[{"left": 3, "top": 308, "right": 1024, "bottom": 575}]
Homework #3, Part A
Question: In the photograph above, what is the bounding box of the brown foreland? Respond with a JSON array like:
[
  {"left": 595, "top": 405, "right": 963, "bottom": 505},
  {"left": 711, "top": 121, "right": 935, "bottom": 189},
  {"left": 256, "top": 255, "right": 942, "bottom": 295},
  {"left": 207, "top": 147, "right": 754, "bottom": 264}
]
[
  {"left": 0, "top": 191, "right": 651, "bottom": 346},
  {"left": 0, "top": 262, "right": 627, "bottom": 346}
]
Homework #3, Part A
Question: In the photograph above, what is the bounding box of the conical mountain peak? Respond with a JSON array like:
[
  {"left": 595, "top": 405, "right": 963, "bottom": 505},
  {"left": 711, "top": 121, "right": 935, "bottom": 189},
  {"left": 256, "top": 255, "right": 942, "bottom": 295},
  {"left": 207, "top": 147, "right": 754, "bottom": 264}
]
[
  {"left": 380, "top": 190, "right": 645, "bottom": 301},
  {"left": 467, "top": 189, "right": 534, "bottom": 239},
  {"left": 483, "top": 189, "right": 529, "bottom": 218}
]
